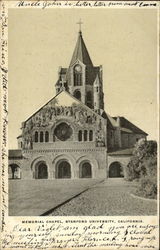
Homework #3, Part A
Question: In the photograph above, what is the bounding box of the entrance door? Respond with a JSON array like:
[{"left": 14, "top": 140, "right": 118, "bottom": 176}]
[
  {"left": 109, "top": 162, "right": 123, "bottom": 178},
  {"left": 36, "top": 163, "right": 48, "bottom": 179},
  {"left": 80, "top": 162, "right": 92, "bottom": 178},
  {"left": 57, "top": 161, "right": 71, "bottom": 179},
  {"left": 8, "top": 164, "right": 20, "bottom": 179}
]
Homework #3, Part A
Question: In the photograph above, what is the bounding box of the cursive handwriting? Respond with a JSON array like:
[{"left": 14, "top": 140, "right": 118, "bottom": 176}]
[
  {"left": 16, "top": 1, "right": 157, "bottom": 9},
  {"left": 2, "top": 221, "right": 158, "bottom": 249},
  {"left": 1, "top": 1, "right": 8, "bottom": 233}
]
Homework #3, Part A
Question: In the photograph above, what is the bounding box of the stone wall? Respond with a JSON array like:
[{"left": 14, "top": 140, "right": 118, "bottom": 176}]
[{"left": 15, "top": 147, "right": 107, "bottom": 179}]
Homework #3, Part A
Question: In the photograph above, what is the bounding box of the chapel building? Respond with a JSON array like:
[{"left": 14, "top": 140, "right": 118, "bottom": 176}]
[{"left": 8, "top": 29, "right": 147, "bottom": 180}]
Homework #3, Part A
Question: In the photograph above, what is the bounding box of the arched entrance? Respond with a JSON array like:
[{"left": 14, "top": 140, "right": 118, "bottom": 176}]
[
  {"left": 9, "top": 164, "right": 21, "bottom": 179},
  {"left": 80, "top": 162, "right": 92, "bottom": 178},
  {"left": 56, "top": 160, "right": 71, "bottom": 179},
  {"left": 35, "top": 162, "right": 48, "bottom": 179},
  {"left": 109, "top": 162, "right": 124, "bottom": 178}
]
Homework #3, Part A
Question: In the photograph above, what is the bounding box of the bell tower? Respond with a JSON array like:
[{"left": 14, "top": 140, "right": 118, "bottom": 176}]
[{"left": 55, "top": 21, "right": 104, "bottom": 111}]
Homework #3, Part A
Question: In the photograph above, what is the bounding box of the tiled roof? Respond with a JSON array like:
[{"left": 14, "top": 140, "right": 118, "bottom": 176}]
[
  {"left": 9, "top": 149, "right": 23, "bottom": 159},
  {"left": 118, "top": 117, "right": 147, "bottom": 135}
]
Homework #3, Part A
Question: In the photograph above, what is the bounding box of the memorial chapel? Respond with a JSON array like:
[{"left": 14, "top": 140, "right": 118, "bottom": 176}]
[{"left": 9, "top": 28, "right": 147, "bottom": 180}]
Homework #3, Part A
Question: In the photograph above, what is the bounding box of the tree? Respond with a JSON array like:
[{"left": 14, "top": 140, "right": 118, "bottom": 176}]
[
  {"left": 126, "top": 139, "right": 157, "bottom": 180},
  {"left": 126, "top": 139, "right": 157, "bottom": 199}
]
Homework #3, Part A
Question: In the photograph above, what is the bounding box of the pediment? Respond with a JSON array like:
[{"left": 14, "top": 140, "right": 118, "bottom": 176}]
[{"left": 22, "top": 91, "right": 106, "bottom": 141}]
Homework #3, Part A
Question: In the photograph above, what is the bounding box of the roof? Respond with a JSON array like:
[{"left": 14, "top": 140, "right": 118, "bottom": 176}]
[
  {"left": 108, "top": 148, "right": 134, "bottom": 156},
  {"left": 101, "top": 111, "right": 118, "bottom": 129},
  {"left": 113, "top": 116, "right": 148, "bottom": 135},
  {"left": 59, "top": 68, "right": 67, "bottom": 74},
  {"left": 101, "top": 112, "right": 147, "bottom": 135},
  {"left": 120, "top": 127, "right": 132, "bottom": 133},
  {"left": 24, "top": 90, "right": 106, "bottom": 124},
  {"left": 9, "top": 149, "right": 23, "bottom": 159},
  {"left": 70, "top": 31, "right": 93, "bottom": 67}
]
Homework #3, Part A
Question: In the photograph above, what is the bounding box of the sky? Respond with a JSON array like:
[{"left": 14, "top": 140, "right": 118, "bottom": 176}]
[{"left": 8, "top": 8, "right": 158, "bottom": 149}]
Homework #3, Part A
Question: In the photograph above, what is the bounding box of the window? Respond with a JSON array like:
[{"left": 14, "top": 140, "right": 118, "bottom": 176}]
[
  {"left": 45, "top": 131, "right": 49, "bottom": 142},
  {"left": 54, "top": 122, "right": 73, "bottom": 141},
  {"left": 78, "top": 130, "right": 82, "bottom": 141},
  {"left": 84, "top": 130, "right": 87, "bottom": 141},
  {"left": 96, "top": 87, "right": 99, "bottom": 92},
  {"left": 40, "top": 131, "right": 43, "bottom": 142},
  {"left": 35, "top": 131, "right": 38, "bottom": 142},
  {"left": 86, "top": 91, "right": 93, "bottom": 109},
  {"left": 89, "top": 130, "right": 93, "bottom": 141},
  {"left": 73, "top": 90, "right": 81, "bottom": 101},
  {"left": 74, "top": 64, "right": 82, "bottom": 86},
  {"left": 111, "top": 131, "right": 113, "bottom": 138}
]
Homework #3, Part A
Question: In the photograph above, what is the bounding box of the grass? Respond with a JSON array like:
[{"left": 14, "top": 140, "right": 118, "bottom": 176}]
[{"left": 9, "top": 179, "right": 102, "bottom": 216}]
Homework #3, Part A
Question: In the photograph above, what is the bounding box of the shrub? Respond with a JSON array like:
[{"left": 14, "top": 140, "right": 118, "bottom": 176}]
[
  {"left": 126, "top": 139, "right": 157, "bottom": 199},
  {"left": 136, "top": 176, "right": 157, "bottom": 199}
]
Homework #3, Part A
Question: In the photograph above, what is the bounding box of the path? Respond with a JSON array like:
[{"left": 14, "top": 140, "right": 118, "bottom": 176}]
[{"left": 50, "top": 178, "right": 157, "bottom": 216}]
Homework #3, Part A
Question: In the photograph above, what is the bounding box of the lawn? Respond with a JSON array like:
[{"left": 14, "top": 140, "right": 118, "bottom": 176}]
[{"left": 9, "top": 179, "right": 103, "bottom": 216}]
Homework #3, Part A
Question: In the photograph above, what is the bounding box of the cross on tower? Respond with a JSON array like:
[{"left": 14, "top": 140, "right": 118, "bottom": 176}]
[{"left": 76, "top": 19, "right": 83, "bottom": 32}]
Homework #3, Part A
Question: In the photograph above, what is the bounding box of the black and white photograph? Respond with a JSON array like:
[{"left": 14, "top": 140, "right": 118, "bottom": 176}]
[{"left": 7, "top": 7, "right": 158, "bottom": 218}]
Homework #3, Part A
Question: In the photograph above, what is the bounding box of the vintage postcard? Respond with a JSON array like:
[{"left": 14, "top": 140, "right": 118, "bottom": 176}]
[{"left": 1, "top": 1, "right": 159, "bottom": 249}]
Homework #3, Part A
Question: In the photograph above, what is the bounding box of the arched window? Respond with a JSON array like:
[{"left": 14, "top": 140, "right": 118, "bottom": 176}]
[
  {"left": 89, "top": 130, "right": 93, "bottom": 141},
  {"left": 86, "top": 91, "right": 93, "bottom": 108},
  {"left": 74, "top": 64, "right": 82, "bottom": 86},
  {"left": 73, "top": 90, "right": 81, "bottom": 101},
  {"left": 35, "top": 131, "right": 38, "bottom": 142},
  {"left": 84, "top": 130, "right": 87, "bottom": 141},
  {"left": 45, "top": 131, "right": 49, "bottom": 142},
  {"left": 78, "top": 130, "right": 82, "bottom": 141},
  {"left": 40, "top": 131, "right": 43, "bottom": 142}
]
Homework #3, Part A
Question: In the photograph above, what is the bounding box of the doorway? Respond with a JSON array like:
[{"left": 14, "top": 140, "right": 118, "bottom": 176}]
[
  {"left": 80, "top": 162, "right": 92, "bottom": 178},
  {"left": 56, "top": 161, "right": 71, "bottom": 179},
  {"left": 35, "top": 162, "right": 48, "bottom": 179},
  {"left": 109, "top": 162, "right": 124, "bottom": 178}
]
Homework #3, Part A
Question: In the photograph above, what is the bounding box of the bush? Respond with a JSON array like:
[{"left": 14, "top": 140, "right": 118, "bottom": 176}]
[
  {"left": 136, "top": 176, "right": 157, "bottom": 199},
  {"left": 126, "top": 139, "right": 157, "bottom": 199}
]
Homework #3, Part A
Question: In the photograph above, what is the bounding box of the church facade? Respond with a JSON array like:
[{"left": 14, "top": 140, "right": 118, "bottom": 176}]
[{"left": 8, "top": 30, "right": 147, "bottom": 180}]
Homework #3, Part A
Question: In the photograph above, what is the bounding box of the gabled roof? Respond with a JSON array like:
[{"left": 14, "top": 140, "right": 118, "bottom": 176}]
[
  {"left": 24, "top": 90, "right": 105, "bottom": 124},
  {"left": 101, "top": 111, "right": 118, "bottom": 129},
  {"left": 101, "top": 112, "right": 147, "bottom": 135},
  {"left": 112, "top": 116, "right": 148, "bottom": 135},
  {"left": 70, "top": 31, "right": 93, "bottom": 67}
]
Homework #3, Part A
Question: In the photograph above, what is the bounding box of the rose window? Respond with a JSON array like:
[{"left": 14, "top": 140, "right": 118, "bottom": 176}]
[{"left": 54, "top": 122, "right": 73, "bottom": 141}]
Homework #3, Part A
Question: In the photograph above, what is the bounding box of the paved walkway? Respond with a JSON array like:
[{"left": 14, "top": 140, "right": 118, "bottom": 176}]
[
  {"left": 50, "top": 178, "right": 157, "bottom": 216},
  {"left": 9, "top": 179, "right": 103, "bottom": 216}
]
